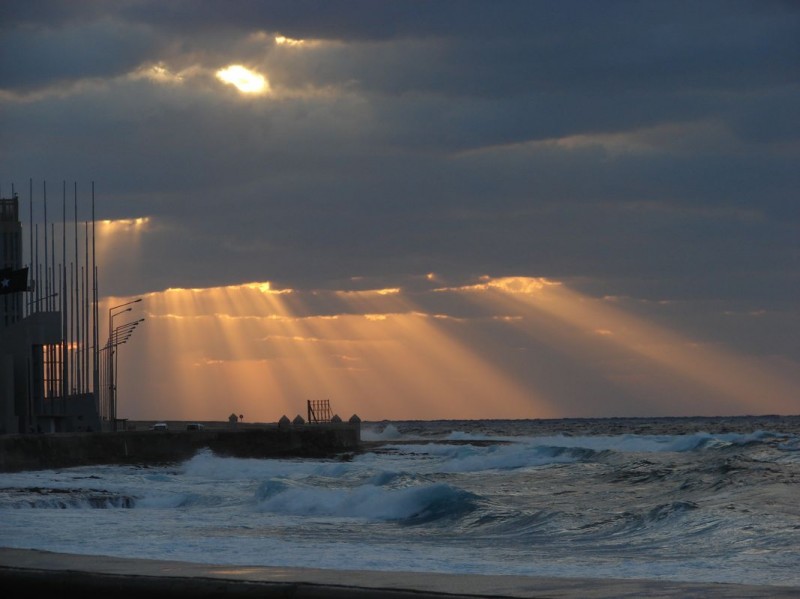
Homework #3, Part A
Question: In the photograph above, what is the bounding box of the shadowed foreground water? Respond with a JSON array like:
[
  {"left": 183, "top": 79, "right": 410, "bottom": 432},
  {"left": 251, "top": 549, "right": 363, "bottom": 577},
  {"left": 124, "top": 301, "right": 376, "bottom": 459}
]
[{"left": 1, "top": 416, "right": 799, "bottom": 591}]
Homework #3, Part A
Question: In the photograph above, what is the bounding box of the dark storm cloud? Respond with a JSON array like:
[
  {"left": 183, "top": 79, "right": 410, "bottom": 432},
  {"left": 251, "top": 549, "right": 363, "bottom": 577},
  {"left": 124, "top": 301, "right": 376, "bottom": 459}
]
[
  {"left": 0, "top": 9, "right": 159, "bottom": 91},
  {"left": 5, "top": 1, "right": 798, "bottom": 95},
  {"left": 1, "top": 0, "right": 797, "bottom": 319}
]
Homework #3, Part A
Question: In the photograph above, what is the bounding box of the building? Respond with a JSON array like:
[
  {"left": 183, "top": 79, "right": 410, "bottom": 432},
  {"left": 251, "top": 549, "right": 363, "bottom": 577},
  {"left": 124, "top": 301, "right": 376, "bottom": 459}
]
[
  {"left": 1, "top": 197, "right": 24, "bottom": 326},
  {"left": 0, "top": 190, "right": 102, "bottom": 434}
]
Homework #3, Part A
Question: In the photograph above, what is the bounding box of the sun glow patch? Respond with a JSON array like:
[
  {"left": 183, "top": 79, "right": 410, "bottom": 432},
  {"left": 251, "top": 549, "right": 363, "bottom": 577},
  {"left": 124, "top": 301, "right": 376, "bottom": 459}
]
[
  {"left": 216, "top": 65, "right": 268, "bottom": 94},
  {"left": 100, "top": 217, "right": 150, "bottom": 231},
  {"left": 132, "top": 63, "right": 184, "bottom": 84},
  {"left": 275, "top": 35, "right": 306, "bottom": 46}
]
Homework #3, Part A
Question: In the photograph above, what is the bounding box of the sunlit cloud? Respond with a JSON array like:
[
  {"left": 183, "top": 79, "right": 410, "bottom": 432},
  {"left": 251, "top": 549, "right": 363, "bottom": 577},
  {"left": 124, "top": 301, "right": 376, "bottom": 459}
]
[
  {"left": 131, "top": 63, "right": 185, "bottom": 85},
  {"left": 244, "top": 281, "right": 293, "bottom": 294},
  {"left": 457, "top": 121, "right": 742, "bottom": 159},
  {"left": 99, "top": 216, "right": 150, "bottom": 231},
  {"left": 272, "top": 34, "right": 326, "bottom": 50},
  {"left": 275, "top": 35, "right": 306, "bottom": 46},
  {"left": 215, "top": 65, "right": 269, "bottom": 94},
  {"left": 338, "top": 287, "right": 401, "bottom": 297},
  {"left": 435, "top": 276, "right": 559, "bottom": 294}
]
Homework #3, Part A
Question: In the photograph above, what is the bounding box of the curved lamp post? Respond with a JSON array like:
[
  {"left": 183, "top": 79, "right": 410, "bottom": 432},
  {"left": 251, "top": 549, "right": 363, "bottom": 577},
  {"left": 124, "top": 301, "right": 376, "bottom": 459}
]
[
  {"left": 108, "top": 298, "right": 142, "bottom": 430},
  {"left": 111, "top": 318, "right": 144, "bottom": 427}
]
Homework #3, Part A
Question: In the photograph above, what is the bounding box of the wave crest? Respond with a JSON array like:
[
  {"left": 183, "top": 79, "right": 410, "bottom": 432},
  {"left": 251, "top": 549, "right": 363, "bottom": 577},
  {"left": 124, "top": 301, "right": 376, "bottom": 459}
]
[{"left": 255, "top": 481, "right": 477, "bottom": 523}]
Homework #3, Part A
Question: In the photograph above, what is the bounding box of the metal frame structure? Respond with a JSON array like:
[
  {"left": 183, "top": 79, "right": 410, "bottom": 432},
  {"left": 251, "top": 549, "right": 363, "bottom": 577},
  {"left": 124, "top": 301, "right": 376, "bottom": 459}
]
[{"left": 307, "top": 399, "right": 333, "bottom": 423}]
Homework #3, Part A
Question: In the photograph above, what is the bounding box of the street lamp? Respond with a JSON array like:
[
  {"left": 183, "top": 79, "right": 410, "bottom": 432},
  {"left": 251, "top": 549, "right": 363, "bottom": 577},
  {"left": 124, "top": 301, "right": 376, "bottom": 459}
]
[
  {"left": 111, "top": 318, "right": 144, "bottom": 343},
  {"left": 111, "top": 317, "right": 144, "bottom": 427},
  {"left": 108, "top": 298, "right": 142, "bottom": 430}
]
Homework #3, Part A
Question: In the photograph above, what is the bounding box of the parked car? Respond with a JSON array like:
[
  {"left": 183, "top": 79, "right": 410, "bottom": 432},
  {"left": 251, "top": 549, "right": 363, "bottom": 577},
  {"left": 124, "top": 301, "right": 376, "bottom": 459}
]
[
  {"left": 151, "top": 422, "right": 168, "bottom": 431},
  {"left": 185, "top": 422, "right": 205, "bottom": 431}
]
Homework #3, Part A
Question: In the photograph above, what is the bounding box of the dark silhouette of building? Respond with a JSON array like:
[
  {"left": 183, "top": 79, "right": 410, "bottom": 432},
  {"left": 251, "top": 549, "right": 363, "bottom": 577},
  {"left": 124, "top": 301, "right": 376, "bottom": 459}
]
[{"left": 0, "top": 187, "right": 101, "bottom": 434}]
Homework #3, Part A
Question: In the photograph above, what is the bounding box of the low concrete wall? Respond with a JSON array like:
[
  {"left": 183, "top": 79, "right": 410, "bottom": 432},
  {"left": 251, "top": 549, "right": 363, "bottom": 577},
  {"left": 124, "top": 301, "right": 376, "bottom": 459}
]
[{"left": 0, "top": 423, "right": 361, "bottom": 472}]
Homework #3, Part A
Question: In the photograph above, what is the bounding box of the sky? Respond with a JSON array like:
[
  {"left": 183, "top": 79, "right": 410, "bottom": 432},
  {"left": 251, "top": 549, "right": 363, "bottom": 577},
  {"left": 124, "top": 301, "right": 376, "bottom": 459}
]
[{"left": 1, "top": 0, "right": 798, "bottom": 422}]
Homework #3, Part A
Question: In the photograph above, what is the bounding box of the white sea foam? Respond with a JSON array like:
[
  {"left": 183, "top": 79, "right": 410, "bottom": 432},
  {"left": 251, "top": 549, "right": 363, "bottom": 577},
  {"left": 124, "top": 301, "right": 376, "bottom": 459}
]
[
  {"left": 181, "top": 449, "right": 355, "bottom": 481},
  {"left": 360, "top": 430, "right": 787, "bottom": 475},
  {"left": 512, "top": 431, "right": 774, "bottom": 454},
  {"left": 361, "top": 423, "right": 405, "bottom": 441},
  {"left": 2, "top": 417, "right": 798, "bottom": 587},
  {"left": 439, "top": 443, "right": 586, "bottom": 473}
]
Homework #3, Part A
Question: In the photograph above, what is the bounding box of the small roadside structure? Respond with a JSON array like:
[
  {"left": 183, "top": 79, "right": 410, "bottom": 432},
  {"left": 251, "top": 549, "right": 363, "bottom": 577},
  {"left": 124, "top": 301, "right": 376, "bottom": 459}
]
[{"left": 228, "top": 413, "right": 239, "bottom": 428}]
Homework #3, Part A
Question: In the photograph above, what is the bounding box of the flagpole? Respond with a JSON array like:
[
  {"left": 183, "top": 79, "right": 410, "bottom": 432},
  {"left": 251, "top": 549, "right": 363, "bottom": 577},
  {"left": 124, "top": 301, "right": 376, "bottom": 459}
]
[
  {"left": 92, "top": 182, "right": 99, "bottom": 414},
  {"left": 62, "top": 181, "right": 68, "bottom": 406},
  {"left": 44, "top": 183, "right": 48, "bottom": 314},
  {"left": 27, "top": 180, "right": 32, "bottom": 317}
]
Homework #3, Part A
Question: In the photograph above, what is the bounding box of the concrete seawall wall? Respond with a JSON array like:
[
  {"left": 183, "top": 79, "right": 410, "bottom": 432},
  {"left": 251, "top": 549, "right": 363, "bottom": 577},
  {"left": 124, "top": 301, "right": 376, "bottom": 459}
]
[{"left": 0, "top": 424, "right": 361, "bottom": 472}]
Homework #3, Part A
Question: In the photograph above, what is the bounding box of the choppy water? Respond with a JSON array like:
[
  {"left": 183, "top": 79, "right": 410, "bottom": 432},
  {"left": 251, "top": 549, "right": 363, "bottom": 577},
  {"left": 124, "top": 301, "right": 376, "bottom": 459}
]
[{"left": 2, "top": 416, "right": 799, "bottom": 586}]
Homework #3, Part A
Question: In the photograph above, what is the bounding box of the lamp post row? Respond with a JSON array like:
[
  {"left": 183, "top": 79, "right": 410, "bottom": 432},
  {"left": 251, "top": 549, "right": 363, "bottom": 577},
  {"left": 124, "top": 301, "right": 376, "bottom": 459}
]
[{"left": 108, "top": 298, "right": 143, "bottom": 431}]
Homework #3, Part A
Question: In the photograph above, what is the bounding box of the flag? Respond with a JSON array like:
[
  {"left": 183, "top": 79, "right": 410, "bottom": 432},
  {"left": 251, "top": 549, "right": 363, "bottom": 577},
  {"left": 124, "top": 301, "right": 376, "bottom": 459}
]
[{"left": 0, "top": 266, "right": 28, "bottom": 295}]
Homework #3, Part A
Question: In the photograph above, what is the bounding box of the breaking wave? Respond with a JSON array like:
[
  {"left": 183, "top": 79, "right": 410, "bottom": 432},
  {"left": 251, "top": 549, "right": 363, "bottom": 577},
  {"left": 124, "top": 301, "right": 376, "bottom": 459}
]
[
  {"left": 254, "top": 480, "right": 477, "bottom": 524},
  {"left": 2, "top": 416, "right": 798, "bottom": 587}
]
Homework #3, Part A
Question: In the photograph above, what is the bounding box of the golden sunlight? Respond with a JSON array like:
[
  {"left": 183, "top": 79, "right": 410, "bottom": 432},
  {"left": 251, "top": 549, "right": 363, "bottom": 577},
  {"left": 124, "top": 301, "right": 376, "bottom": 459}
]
[
  {"left": 100, "top": 217, "right": 150, "bottom": 231},
  {"left": 112, "top": 280, "right": 555, "bottom": 422},
  {"left": 462, "top": 277, "right": 800, "bottom": 415},
  {"left": 95, "top": 217, "right": 151, "bottom": 267},
  {"left": 107, "top": 277, "right": 799, "bottom": 423},
  {"left": 275, "top": 35, "right": 306, "bottom": 46},
  {"left": 132, "top": 63, "right": 184, "bottom": 84},
  {"left": 216, "top": 65, "right": 269, "bottom": 94}
]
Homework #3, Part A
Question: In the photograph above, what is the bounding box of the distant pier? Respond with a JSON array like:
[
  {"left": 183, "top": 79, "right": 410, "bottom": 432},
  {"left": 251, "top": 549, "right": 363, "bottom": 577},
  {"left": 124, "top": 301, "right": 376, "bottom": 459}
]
[{"left": 0, "top": 419, "right": 361, "bottom": 473}]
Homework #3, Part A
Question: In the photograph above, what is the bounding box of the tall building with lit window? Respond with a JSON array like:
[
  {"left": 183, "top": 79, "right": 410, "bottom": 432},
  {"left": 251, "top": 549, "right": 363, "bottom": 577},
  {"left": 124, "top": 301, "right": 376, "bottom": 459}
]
[{"left": 0, "top": 190, "right": 101, "bottom": 434}]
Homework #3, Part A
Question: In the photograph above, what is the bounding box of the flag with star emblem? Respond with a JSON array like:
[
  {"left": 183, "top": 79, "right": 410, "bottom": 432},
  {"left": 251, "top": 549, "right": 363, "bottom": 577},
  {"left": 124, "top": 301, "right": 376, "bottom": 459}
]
[{"left": 0, "top": 267, "right": 28, "bottom": 295}]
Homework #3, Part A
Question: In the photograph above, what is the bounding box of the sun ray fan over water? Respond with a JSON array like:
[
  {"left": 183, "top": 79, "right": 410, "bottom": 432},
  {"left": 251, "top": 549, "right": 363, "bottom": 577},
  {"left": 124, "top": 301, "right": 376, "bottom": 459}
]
[{"left": 108, "top": 276, "right": 800, "bottom": 422}]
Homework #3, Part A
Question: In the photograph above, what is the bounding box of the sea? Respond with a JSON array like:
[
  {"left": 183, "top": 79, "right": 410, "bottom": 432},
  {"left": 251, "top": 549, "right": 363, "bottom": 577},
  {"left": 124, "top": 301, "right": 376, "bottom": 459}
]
[{"left": 1, "top": 415, "right": 799, "bottom": 587}]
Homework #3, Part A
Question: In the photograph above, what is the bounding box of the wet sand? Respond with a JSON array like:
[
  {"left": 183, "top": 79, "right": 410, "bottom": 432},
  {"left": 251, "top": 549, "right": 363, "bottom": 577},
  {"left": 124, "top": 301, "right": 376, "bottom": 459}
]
[{"left": 1, "top": 547, "right": 798, "bottom": 598}]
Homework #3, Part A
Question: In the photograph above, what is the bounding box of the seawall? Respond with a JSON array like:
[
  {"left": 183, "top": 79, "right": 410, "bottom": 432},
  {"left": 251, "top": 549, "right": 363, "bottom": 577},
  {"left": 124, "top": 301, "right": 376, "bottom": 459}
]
[{"left": 0, "top": 423, "right": 361, "bottom": 472}]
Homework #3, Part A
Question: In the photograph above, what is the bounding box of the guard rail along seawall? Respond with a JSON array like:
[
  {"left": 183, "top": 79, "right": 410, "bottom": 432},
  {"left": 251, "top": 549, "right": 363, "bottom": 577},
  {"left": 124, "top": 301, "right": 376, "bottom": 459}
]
[{"left": 0, "top": 420, "right": 361, "bottom": 472}]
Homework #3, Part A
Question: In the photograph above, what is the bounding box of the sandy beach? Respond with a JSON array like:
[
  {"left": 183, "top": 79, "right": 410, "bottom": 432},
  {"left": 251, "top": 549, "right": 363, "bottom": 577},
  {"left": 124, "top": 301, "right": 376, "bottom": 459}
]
[{"left": 1, "top": 547, "right": 798, "bottom": 598}]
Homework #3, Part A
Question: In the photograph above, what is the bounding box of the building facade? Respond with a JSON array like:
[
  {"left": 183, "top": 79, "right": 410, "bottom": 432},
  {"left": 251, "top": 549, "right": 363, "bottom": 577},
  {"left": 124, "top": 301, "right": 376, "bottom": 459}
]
[{"left": 0, "top": 192, "right": 101, "bottom": 434}]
